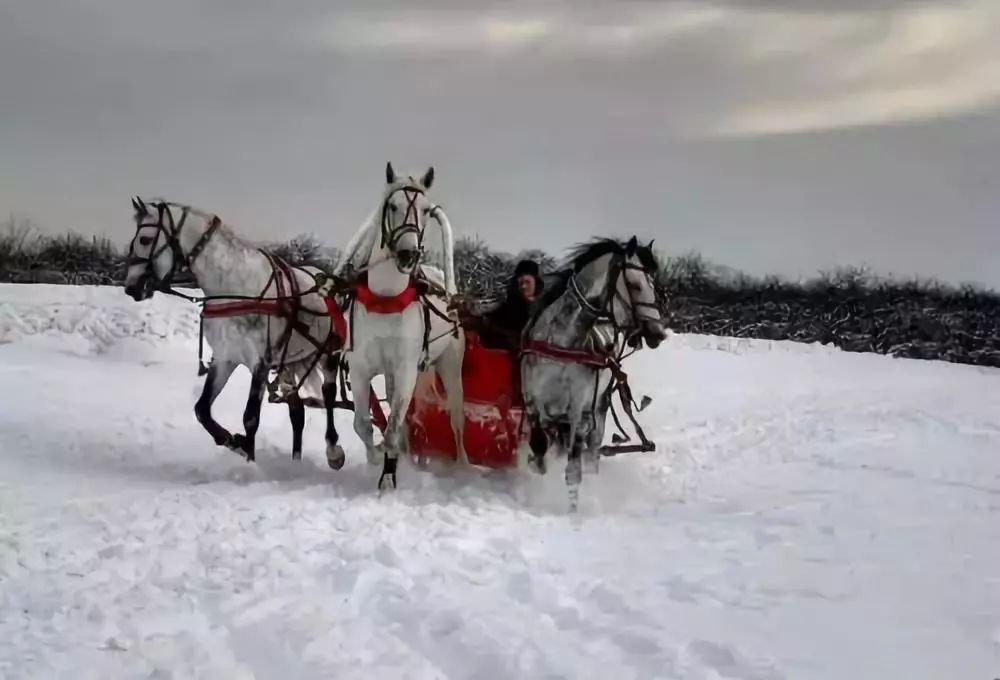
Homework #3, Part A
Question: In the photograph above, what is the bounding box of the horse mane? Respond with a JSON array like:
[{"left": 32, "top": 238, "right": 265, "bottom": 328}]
[
  {"left": 138, "top": 197, "right": 255, "bottom": 251},
  {"left": 559, "top": 237, "right": 659, "bottom": 274},
  {"left": 529, "top": 236, "right": 659, "bottom": 314}
]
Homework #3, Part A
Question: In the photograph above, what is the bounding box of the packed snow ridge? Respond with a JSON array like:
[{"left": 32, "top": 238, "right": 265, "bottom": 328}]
[{"left": 1, "top": 283, "right": 998, "bottom": 680}]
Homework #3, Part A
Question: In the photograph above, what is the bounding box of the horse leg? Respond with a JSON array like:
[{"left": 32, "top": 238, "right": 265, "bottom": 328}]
[
  {"left": 194, "top": 359, "right": 239, "bottom": 451},
  {"left": 229, "top": 360, "right": 268, "bottom": 462},
  {"left": 435, "top": 341, "right": 467, "bottom": 465},
  {"left": 528, "top": 423, "right": 548, "bottom": 474},
  {"left": 322, "top": 368, "right": 345, "bottom": 470},
  {"left": 349, "top": 362, "right": 380, "bottom": 467},
  {"left": 287, "top": 392, "right": 305, "bottom": 461},
  {"left": 583, "top": 394, "right": 610, "bottom": 475},
  {"left": 380, "top": 361, "right": 419, "bottom": 491},
  {"left": 566, "top": 421, "right": 586, "bottom": 512}
]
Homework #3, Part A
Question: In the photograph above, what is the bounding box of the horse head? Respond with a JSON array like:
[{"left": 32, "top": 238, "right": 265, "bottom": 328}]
[
  {"left": 614, "top": 236, "right": 667, "bottom": 348},
  {"left": 379, "top": 162, "right": 436, "bottom": 274},
  {"left": 561, "top": 236, "right": 667, "bottom": 348},
  {"left": 123, "top": 197, "right": 220, "bottom": 302},
  {"left": 123, "top": 197, "right": 185, "bottom": 301}
]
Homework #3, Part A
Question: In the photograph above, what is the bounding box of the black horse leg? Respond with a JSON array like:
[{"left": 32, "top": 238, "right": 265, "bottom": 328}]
[
  {"left": 322, "top": 380, "right": 345, "bottom": 469},
  {"left": 322, "top": 357, "right": 346, "bottom": 470},
  {"left": 529, "top": 424, "right": 548, "bottom": 474},
  {"left": 229, "top": 360, "right": 268, "bottom": 462},
  {"left": 194, "top": 360, "right": 238, "bottom": 450},
  {"left": 288, "top": 393, "right": 305, "bottom": 461}
]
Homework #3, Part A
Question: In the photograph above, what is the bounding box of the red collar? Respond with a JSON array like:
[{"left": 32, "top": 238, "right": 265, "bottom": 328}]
[{"left": 354, "top": 274, "right": 419, "bottom": 314}]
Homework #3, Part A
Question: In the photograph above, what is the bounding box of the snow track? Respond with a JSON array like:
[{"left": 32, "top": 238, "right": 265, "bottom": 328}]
[{"left": 1, "top": 284, "right": 999, "bottom": 679}]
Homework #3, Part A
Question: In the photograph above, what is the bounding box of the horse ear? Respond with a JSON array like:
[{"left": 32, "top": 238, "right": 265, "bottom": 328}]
[
  {"left": 386, "top": 162, "right": 397, "bottom": 184},
  {"left": 626, "top": 235, "right": 638, "bottom": 254},
  {"left": 648, "top": 239, "right": 655, "bottom": 251},
  {"left": 131, "top": 197, "right": 147, "bottom": 217},
  {"left": 421, "top": 166, "right": 435, "bottom": 189}
]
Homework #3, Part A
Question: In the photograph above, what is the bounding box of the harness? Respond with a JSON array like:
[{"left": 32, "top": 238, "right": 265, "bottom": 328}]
[
  {"left": 127, "top": 200, "right": 349, "bottom": 398},
  {"left": 339, "top": 268, "right": 460, "bottom": 372},
  {"left": 335, "top": 183, "right": 460, "bottom": 370}
]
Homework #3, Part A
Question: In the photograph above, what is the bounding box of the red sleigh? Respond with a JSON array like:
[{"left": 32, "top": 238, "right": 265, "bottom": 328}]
[{"left": 367, "top": 330, "right": 527, "bottom": 468}]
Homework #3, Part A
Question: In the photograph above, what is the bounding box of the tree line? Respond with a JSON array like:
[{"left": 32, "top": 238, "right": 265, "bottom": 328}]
[{"left": 2, "top": 218, "right": 998, "bottom": 368}]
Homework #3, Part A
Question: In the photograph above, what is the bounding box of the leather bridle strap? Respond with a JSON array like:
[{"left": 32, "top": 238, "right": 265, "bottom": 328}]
[{"left": 380, "top": 185, "right": 426, "bottom": 253}]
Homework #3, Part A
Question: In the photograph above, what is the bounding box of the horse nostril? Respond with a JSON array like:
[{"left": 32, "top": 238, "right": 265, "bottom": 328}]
[{"left": 397, "top": 250, "right": 418, "bottom": 268}]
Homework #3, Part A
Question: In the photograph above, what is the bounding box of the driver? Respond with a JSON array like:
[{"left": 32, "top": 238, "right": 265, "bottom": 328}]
[{"left": 476, "top": 259, "right": 544, "bottom": 350}]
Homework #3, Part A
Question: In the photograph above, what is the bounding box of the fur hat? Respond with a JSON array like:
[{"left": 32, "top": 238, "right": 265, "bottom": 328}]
[{"left": 513, "top": 259, "right": 541, "bottom": 278}]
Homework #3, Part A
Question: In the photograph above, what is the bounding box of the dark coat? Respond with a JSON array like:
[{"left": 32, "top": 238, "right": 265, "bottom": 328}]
[{"left": 477, "top": 270, "right": 543, "bottom": 349}]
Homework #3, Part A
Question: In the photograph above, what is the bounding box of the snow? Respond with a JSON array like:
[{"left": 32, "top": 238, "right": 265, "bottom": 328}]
[{"left": 1, "top": 283, "right": 999, "bottom": 680}]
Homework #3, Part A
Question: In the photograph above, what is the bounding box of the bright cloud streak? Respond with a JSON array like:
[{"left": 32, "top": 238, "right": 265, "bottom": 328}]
[
  {"left": 314, "top": 1, "right": 1000, "bottom": 137},
  {"left": 313, "top": 4, "right": 724, "bottom": 54},
  {"left": 705, "top": 0, "right": 1000, "bottom": 136}
]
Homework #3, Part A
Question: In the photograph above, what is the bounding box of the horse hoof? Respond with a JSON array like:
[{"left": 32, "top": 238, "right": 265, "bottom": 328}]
[
  {"left": 326, "top": 444, "right": 346, "bottom": 470},
  {"left": 292, "top": 450, "right": 302, "bottom": 462},
  {"left": 378, "top": 455, "right": 398, "bottom": 491},
  {"left": 227, "top": 434, "right": 254, "bottom": 462},
  {"left": 528, "top": 454, "right": 546, "bottom": 475}
]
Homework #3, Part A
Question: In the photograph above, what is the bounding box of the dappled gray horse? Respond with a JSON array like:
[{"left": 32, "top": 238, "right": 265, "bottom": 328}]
[
  {"left": 122, "top": 198, "right": 346, "bottom": 466},
  {"left": 520, "top": 236, "right": 666, "bottom": 509}
]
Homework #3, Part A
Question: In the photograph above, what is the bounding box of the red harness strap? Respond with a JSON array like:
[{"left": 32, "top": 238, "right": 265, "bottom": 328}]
[
  {"left": 202, "top": 296, "right": 349, "bottom": 347},
  {"left": 353, "top": 279, "right": 419, "bottom": 314},
  {"left": 520, "top": 339, "right": 613, "bottom": 368},
  {"left": 201, "top": 299, "right": 288, "bottom": 318},
  {"left": 323, "top": 296, "right": 348, "bottom": 344}
]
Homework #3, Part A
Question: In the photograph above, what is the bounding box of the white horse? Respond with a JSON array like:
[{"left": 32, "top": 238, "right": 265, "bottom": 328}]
[
  {"left": 122, "top": 198, "right": 347, "bottom": 467},
  {"left": 520, "top": 236, "right": 667, "bottom": 510},
  {"left": 335, "top": 163, "right": 467, "bottom": 489}
]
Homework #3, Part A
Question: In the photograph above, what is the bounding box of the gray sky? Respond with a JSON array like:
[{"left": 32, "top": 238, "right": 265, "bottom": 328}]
[{"left": 2, "top": 0, "right": 999, "bottom": 288}]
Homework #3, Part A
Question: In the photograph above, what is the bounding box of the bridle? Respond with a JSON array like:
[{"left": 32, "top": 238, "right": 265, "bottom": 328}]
[
  {"left": 566, "top": 252, "right": 662, "bottom": 344},
  {"left": 126, "top": 200, "right": 219, "bottom": 295},
  {"left": 521, "top": 248, "right": 663, "bottom": 460},
  {"left": 379, "top": 183, "right": 428, "bottom": 272}
]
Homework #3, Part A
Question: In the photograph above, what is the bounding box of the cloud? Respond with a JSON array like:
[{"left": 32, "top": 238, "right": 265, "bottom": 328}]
[
  {"left": 701, "top": 0, "right": 1000, "bottom": 136},
  {"left": 309, "top": 0, "right": 1000, "bottom": 136},
  {"left": 310, "top": 3, "right": 726, "bottom": 55}
]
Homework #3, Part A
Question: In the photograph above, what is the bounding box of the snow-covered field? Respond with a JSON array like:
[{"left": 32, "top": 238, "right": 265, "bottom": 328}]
[{"left": 1, "top": 283, "right": 998, "bottom": 680}]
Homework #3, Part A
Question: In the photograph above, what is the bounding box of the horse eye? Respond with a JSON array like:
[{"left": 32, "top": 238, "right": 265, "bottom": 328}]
[
  {"left": 139, "top": 236, "right": 153, "bottom": 246},
  {"left": 389, "top": 204, "right": 398, "bottom": 213}
]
